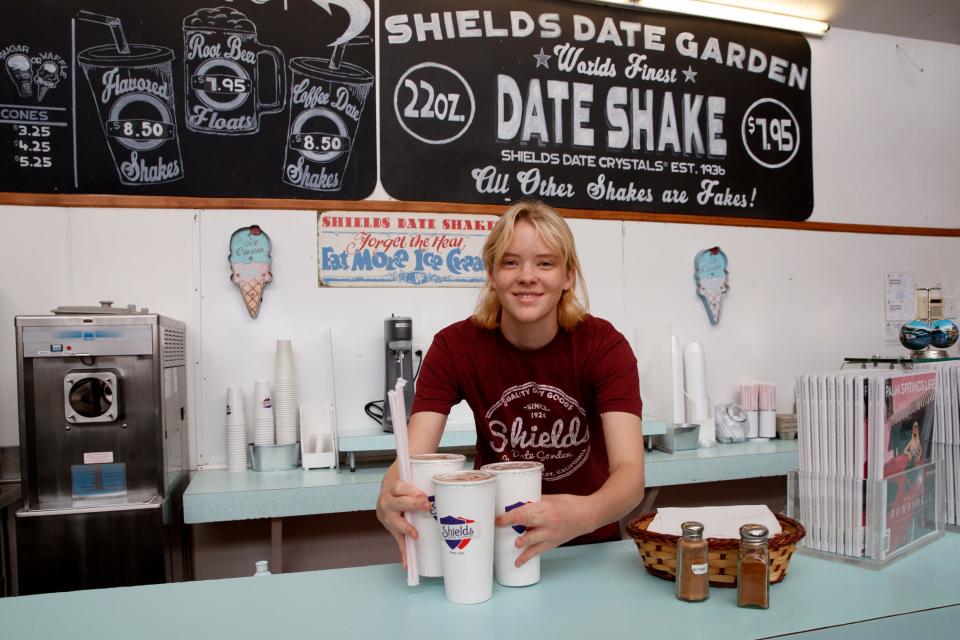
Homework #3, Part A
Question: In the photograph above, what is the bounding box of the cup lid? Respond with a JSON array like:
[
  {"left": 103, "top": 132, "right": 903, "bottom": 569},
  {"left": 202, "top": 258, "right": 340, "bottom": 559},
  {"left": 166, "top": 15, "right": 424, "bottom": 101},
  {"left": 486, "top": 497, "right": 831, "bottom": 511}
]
[
  {"left": 289, "top": 56, "right": 374, "bottom": 83},
  {"left": 411, "top": 453, "right": 466, "bottom": 464},
  {"left": 432, "top": 470, "right": 495, "bottom": 485},
  {"left": 480, "top": 461, "right": 544, "bottom": 474},
  {"left": 78, "top": 43, "right": 174, "bottom": 66}
]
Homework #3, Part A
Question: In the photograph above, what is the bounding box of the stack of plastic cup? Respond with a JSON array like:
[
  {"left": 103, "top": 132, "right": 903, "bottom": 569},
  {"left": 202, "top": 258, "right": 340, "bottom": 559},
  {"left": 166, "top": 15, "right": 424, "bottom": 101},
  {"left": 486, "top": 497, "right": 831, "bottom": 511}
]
[
  {"left": 252, "top": 379, "right": 275, "bottom": 446},
  {"left": 273, "top": 339, "right": 299, "bottom": 445},
  {"left": 226, "top": 386, "right": 248, "bottom": 472}
]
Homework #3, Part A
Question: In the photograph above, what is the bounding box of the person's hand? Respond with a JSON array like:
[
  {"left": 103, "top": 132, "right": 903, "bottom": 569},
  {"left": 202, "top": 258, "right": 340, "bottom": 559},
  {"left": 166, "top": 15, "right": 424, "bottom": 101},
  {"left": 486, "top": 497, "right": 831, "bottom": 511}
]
[
  {"left": 376, "top": 480, "right": 431, "bottom": 569},
  {"left": 494, "top": 494, "right": 597, "bottom": 567}
]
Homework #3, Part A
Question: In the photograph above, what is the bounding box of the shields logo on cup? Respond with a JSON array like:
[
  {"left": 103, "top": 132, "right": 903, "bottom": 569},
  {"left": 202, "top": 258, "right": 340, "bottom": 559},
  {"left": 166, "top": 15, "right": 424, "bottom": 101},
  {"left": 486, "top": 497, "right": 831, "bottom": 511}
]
[
  {"left": 428, "top": 494, "right": 437, "bottom": 521},
  {"left": 504, "top": 501, "right": 532, "bottom": 534},
  {"left": 440, "top": 515, "right": 478, "bottom": 551},
  {"left": 260, "top": 397, "right": 272, "bottom": 409}
]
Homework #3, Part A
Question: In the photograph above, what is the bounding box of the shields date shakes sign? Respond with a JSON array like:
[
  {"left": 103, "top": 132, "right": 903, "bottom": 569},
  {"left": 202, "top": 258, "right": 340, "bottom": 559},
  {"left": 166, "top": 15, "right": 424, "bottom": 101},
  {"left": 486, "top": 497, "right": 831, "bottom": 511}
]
[{"left": 380, "top": 1, "right": 813, "bottom": 220}]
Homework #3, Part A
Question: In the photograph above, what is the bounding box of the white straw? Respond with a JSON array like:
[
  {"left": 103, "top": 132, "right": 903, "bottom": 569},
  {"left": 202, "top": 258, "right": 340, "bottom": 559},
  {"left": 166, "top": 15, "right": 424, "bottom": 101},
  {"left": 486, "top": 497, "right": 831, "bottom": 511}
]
[{"left": 388, "top": 378, "right": 419, "bottom": 587}]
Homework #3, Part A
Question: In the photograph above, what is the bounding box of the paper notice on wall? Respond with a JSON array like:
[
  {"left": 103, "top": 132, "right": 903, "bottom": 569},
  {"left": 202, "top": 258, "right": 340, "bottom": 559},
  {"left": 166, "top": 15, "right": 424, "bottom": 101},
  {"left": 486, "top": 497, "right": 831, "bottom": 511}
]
[{"left": 884, "top": 273, "right": 915, "bottom": 346}]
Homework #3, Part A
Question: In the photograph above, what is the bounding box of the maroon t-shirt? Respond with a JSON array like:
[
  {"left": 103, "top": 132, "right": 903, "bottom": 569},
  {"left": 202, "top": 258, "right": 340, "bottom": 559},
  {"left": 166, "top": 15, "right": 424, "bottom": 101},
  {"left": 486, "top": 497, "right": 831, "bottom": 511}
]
[{"left": 412, "top": 315, "right": 642, "bottom": 543}]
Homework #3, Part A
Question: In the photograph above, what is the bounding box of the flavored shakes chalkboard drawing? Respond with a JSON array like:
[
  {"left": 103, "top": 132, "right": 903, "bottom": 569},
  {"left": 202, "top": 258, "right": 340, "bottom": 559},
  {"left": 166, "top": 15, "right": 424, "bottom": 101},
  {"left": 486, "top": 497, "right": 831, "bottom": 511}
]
[
  {"left": 380, "top": 1, "right": 813, "bottom": 220},
  {"left": 0, "top": 0, "right": 376, "bottom": 199}
]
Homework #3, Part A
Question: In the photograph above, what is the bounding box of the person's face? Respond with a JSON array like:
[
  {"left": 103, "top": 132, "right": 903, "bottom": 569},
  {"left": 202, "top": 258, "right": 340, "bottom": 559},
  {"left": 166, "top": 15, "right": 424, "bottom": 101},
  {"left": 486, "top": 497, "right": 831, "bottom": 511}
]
[{"left": 491, "top": 219, "right": 574, "bottom": 340}]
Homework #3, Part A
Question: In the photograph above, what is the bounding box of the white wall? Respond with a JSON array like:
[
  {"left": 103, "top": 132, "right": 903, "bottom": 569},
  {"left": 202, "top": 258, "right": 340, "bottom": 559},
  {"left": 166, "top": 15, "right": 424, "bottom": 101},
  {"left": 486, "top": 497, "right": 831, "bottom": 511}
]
[
  {"left": 1, "top": 27, "right": 958, "bottom": 461},
  {"left": 808, "top": 30, "right": 960, "bottom": 227}
]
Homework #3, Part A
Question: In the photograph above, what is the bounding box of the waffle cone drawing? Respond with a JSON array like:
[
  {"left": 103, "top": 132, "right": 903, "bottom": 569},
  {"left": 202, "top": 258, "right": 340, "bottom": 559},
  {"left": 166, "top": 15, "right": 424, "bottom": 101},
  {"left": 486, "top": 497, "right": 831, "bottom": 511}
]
[
  {"left": 239, "top": 280, "right": 264, "bottom": 318},
  {"left": 229, "top": 225, "right": 273, "bottom": 320},
  {"left": 707, "top": 290, "right": 722, "bottom": 323}
]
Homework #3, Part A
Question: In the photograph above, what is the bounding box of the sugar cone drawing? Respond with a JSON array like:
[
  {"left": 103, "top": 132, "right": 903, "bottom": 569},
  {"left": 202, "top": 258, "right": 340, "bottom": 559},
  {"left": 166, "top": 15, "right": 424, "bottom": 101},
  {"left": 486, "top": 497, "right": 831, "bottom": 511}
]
[{"left": 229, "top": 226, "right": 273, "bottom": 319}]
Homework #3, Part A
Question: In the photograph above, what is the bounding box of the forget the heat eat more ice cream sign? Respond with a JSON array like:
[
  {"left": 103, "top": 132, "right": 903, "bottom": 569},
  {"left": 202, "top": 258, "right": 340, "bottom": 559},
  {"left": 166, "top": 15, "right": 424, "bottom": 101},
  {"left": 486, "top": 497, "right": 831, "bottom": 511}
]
[
  {"left": 317, "top": 211, "right": 496, "bottom": 287},
  {"left": 380, "top": 1, "right": 813, "bottom": 221}
]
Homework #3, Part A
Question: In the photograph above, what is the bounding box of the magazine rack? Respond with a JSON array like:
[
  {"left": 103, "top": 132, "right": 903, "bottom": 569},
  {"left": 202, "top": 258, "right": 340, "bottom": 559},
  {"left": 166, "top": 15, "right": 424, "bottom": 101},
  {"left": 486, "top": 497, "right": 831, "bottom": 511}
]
[{"left": 786, "top": 459, "right": 944, "bottom": 569}]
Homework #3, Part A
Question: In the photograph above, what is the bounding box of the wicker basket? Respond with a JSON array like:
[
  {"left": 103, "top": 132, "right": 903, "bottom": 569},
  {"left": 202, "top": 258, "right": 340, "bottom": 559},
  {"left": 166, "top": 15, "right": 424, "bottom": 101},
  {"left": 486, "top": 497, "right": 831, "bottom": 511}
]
[{"left": 625, "top": 513, "right": 806, "bottom": 588}]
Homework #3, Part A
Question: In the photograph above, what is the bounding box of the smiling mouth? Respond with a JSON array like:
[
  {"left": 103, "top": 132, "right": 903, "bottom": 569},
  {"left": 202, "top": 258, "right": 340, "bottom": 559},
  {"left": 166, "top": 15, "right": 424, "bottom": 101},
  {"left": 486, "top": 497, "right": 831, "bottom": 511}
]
[{"left": 513, "top": 292, "right": 542, "bottom": 302}]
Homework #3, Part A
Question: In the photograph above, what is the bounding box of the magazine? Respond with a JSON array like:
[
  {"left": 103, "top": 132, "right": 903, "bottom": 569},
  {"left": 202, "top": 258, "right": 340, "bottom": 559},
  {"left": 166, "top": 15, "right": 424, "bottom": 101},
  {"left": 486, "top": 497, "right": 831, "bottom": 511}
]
[{"left": 876, "top": 372, "right": 938, "bottom": 560}]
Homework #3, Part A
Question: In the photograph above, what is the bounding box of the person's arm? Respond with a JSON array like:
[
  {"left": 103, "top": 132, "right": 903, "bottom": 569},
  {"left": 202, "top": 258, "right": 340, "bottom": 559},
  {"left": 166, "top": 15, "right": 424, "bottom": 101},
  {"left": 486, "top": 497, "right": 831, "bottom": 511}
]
[
  {"left": 496, "top": 410, "right": 644, "bottom": 566},
  {"left": 375, "top": 410, "right": 448, "bottom": 567}
]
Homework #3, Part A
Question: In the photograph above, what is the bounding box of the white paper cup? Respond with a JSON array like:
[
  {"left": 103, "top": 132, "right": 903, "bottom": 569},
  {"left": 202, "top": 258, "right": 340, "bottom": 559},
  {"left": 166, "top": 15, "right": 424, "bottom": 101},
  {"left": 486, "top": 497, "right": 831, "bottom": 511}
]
[
  {"left": 226, "top": 386, "right": 246, "bottom": 426},
  {"left": 275, "top": 339, "right": 295, "bottom": 379},
  {"left": 253, "top": 380, "right": 274, "bottom": 418},
  {"left": 226, "top": 420, "right": 248, "bottom": 472},
  {"left": 410, "top": 454, "right": 467, "bottom": 578},
  {"left": 758, "top": 409, "right": 776, "bottom": 438},
  {"left": 746, "top": 410, "right": 760, "bottom": 439},
  {"left": 480, "top": 461, "right": 544, "bottom": 587},
  {"left": 433, "top": 470, "right": 496, "bottom": 604}
]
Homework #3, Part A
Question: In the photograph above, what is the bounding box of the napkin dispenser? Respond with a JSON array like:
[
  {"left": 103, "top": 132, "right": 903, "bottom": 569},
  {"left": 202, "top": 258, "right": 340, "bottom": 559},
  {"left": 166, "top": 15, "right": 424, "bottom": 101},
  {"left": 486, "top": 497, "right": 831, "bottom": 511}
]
[{"left": 652, "top": 423, "right": 701, "bottom": 453}]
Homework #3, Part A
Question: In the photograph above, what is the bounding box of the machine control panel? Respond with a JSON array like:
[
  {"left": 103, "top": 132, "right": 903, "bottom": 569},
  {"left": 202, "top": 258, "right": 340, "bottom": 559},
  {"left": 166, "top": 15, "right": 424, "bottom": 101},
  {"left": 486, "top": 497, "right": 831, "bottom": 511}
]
[{"left": 22, "top": 325, "right": 153, "bottom": 357}]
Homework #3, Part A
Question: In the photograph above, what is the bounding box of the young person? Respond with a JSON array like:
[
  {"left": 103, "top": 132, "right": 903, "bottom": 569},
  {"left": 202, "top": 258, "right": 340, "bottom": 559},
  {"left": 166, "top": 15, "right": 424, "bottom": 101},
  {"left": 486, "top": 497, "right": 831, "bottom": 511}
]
[{"left": 376, "top": 200, "right": 644, "bottom": 568}]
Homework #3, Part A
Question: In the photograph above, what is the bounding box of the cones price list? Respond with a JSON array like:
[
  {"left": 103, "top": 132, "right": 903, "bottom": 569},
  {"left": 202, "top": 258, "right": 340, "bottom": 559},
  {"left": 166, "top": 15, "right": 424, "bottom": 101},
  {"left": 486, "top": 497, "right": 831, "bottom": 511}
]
[{"left": 2, "top": 104, "right": 72, "bottom": 191}]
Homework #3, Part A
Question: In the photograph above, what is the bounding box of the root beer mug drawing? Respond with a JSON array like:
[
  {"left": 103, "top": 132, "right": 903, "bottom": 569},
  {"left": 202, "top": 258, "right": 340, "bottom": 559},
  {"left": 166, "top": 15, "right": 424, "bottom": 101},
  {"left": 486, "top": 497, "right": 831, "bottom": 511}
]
[
  {"left": 282, "top": 57, "right": 373, "bottom": 192},
  {"left": 77, "top": 12, "right": 183, "bottom": 185},
  {"left": 182, "top": 7, "right": 286, "bottom": 135}
]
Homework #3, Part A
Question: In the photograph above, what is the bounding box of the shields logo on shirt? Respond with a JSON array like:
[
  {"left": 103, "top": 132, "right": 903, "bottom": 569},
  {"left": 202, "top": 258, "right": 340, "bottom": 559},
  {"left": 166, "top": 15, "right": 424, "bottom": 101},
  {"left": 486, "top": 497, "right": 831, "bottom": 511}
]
[{"left": 486, "top": 382, "right": 590, "bottom": 481}]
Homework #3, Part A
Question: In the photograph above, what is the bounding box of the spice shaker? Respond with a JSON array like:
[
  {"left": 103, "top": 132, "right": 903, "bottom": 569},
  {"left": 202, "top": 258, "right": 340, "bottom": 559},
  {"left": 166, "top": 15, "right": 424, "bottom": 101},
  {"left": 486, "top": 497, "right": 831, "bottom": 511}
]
[
  {"left": 676, "top": 520, "right": 709, "bottom": 602},
  {"left": 737, "top": 524, "right": 769, "bottom": 609}
]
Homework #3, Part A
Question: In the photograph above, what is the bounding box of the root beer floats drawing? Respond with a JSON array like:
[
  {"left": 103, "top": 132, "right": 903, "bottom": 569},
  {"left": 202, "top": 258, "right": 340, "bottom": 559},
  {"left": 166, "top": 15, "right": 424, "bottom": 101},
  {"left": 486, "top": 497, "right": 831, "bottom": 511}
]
[{"left": 75, "top": 1, "right": 372, "bottom": 192}]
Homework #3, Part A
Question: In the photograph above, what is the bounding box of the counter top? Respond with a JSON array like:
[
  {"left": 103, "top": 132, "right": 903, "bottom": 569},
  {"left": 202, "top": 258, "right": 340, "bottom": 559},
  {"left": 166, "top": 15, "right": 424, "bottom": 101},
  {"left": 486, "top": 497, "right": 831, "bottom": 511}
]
[
  {"left": 1, "top": 531, "right": 958, "bottom": 639},
  {"left": 184, "top": 440, "right": 798, "bottom": 524}
]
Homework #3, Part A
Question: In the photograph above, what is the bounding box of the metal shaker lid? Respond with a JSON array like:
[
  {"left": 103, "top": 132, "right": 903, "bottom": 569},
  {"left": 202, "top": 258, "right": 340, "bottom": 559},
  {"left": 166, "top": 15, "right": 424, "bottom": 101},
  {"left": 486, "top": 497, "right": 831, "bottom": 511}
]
[
  {"left": 739, "top": 523, "right": 769, "bottom": 543},
  {"left": 681, "top": 521, "right": 705, "bottom": 539}
]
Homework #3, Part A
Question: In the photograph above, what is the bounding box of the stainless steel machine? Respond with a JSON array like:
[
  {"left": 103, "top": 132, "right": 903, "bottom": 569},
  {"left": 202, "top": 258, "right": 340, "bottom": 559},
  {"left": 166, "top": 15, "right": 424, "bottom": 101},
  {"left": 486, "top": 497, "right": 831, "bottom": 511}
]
[
  {"left": 15, "top": 302, "right": 189, "bottom": 594},
  {"left": 383, "top": 315, "right": 414, "bottom": 433}
]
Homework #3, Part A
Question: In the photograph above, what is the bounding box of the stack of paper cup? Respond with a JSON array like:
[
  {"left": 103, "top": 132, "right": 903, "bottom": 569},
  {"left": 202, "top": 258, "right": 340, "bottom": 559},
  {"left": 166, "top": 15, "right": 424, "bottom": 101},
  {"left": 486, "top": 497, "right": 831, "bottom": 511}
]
[
  {"left": 273, "top": 339, "right": 298, "bottom": 445},
  {"left": 433, "top": 470, "right": 497, "bottom": 604},
  {"left": 410, "top": 453, "right": 467, "bottom": 577},
  {"left": 252, "top": 379, "right": 275, "bottom": 446},
  {"left": 226, "top": 386, "right": 248, "bottom": 472},
  {"left": 480, "top": 461, "right": 544, "bottom": 587}
]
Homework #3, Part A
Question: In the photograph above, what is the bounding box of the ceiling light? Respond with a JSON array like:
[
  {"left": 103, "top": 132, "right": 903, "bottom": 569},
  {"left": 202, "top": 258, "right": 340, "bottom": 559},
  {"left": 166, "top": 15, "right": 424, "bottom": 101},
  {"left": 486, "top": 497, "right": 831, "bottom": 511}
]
[{"left": 614, "top": 0, "right": 829, "bottom": 36}]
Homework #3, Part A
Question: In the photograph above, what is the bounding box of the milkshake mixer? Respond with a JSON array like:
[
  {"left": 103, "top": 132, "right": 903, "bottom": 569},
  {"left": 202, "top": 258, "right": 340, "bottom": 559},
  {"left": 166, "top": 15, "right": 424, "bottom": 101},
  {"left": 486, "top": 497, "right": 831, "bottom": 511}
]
[{"left": 383, "top": 316, "right": 414, "bottom": 433}]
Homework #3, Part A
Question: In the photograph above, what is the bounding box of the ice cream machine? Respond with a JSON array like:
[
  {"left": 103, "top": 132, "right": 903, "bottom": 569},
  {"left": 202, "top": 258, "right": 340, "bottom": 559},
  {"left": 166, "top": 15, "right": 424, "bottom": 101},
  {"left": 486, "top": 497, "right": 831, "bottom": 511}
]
[{"left": 14, "top": 302, "right": 189, "bottom": 594}]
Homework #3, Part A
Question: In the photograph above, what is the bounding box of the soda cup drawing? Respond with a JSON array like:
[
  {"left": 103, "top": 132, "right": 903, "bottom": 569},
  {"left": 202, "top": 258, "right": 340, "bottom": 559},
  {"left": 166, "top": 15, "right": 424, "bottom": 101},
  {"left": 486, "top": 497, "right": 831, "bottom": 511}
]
[
  {"left": 481, "top": 461, "right": 544, "bottom": 587},
  {"left": 282, "top": 56, "right": 373, "bottom": 192},
  {"left": 432, "top": 470, "right": 496, "bottom": 605},
  {"left": 410, "top": 453, "right": 466, "bottom": 578},
  {"left": 77, "top": 12, "right": 182, "bottom": 186},
  {"left": 182, "top": 6, "right": 286, "bottom": 135}
]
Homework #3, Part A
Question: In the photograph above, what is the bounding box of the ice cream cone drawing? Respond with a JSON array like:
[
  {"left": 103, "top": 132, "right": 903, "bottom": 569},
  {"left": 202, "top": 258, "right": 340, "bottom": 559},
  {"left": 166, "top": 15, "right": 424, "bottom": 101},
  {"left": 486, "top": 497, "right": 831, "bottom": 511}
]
[
  {"left": 5, "top": 54, "right": 33, "bottom": 97},
  {"left": 34, "top": 60, "right": 61, "bottom": 101},
  {"left": 229, "top": 225, "right": 273, "bottom": 318},
  {"left": 694, "top": 247, "right": 729, "bottom": 326}
]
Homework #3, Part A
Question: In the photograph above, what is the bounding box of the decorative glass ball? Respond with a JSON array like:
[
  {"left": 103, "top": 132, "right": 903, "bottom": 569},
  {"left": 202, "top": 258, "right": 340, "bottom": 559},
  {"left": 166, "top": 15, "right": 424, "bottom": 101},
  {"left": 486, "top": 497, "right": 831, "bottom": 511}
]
[
  {"left": 930, "top": 319, "right": 959, "bottom": 349},
  {"left": 900, "top": 320, "right": 933, "bottom": 351}
]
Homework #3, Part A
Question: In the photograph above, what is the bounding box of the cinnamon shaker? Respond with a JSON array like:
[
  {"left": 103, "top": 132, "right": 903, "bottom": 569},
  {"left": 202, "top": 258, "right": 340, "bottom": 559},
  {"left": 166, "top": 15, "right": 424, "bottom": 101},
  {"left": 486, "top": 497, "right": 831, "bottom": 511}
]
[
  {"left": 737, "top": 524, "right": 770, "bottom": 609},
  {"left": 676, "top": 521, "right": 709, "bottom": 602}
]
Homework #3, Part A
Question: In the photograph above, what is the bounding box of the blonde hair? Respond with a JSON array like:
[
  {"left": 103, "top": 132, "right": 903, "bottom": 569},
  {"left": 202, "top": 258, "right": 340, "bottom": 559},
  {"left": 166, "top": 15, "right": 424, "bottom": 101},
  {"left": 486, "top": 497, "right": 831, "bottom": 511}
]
[{"left": 473, "top": 200, "right": 589, "bottom": 330}]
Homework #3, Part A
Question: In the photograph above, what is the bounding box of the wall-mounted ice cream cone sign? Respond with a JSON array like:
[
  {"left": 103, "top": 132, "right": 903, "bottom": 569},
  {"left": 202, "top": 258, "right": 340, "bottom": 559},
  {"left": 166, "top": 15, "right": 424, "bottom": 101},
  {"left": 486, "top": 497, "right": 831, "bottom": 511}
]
[
  {"left": 229, "top": 225, "right": 273, "bottom": 318},
  {"left": 694, "top": 247, "right": 729, "bottom": 326}
]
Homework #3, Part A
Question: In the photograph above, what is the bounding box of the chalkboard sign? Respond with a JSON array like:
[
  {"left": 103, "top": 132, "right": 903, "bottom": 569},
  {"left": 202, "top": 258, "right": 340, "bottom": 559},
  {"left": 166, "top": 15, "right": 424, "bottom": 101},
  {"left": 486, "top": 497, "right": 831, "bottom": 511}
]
[
  {"left": 380, "top": 0, "right": 813, "bottom": 220},
  {"left": 0, "top": 0, "right": 376, "bottom": 199}
]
